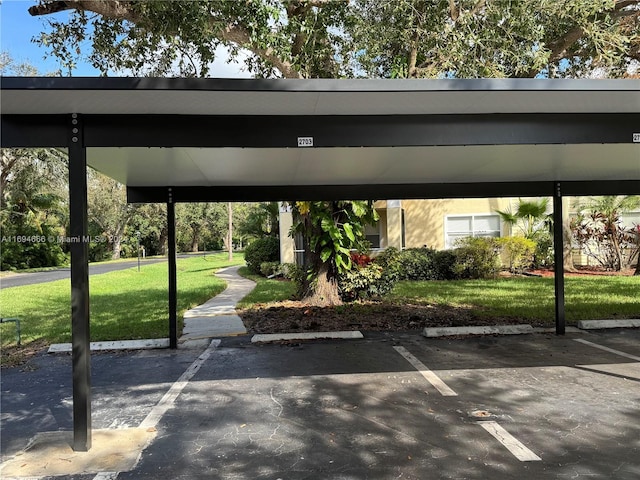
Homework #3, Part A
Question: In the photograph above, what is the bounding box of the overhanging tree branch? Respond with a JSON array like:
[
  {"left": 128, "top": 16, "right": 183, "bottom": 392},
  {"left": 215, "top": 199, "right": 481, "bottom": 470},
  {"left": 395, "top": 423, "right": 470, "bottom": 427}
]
[{"left": 29, "top": 0, "right": 304, "bottom": 78}]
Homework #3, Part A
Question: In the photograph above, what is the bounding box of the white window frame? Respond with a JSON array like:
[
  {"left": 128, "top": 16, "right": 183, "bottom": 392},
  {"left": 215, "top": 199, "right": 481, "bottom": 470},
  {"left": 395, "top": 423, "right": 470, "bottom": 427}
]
[{"left": 444, "top": 213, "right": 501, "bottom": 249}]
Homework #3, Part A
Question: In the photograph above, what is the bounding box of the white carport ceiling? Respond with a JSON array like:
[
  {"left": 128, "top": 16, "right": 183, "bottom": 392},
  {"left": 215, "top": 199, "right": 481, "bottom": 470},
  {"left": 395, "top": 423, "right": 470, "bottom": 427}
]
[{"left": 88, "top": 144, "right": 639, "bottom": 188}]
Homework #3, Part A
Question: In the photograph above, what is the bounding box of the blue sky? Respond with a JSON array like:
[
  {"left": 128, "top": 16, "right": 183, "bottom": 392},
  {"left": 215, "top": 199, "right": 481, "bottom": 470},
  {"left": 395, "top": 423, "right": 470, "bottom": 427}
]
[
  {"left": 0, "top": 0, "right": 248, "bottom": 77},
  {"left": 1, "top": 0, "right": 100, "bottom": 75}
]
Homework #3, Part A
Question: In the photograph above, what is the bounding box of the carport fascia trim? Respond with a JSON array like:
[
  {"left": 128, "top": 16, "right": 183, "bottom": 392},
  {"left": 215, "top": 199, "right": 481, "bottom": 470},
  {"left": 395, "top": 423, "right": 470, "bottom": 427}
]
[
  {"left": 127, "top": 180, "right": 640, "bottom": 203},
  {"left": 3, "top": 112, "right": 639, "bottom": 148}
]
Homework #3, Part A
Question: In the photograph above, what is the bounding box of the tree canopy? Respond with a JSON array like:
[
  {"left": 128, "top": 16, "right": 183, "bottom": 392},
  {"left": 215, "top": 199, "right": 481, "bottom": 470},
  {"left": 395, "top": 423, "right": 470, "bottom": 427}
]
[{"left": 29, "top": 0, "right": 640, "bottom": 78}]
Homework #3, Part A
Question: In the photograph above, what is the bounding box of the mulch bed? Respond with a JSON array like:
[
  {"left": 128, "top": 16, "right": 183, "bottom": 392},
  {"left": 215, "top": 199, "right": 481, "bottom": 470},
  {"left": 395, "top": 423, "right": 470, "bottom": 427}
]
[
  {"left": 239, "top": 301, "right": 534, "bottom": 334},
  {"left": 239, "top": 267, "right": 637, "bottom": 334}
]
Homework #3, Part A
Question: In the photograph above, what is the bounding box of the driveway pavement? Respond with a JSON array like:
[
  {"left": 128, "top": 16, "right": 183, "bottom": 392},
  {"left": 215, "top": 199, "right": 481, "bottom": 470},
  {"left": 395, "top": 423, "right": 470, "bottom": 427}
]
[
  {"left": 0, "top": 259, "right": 165, "bottom": 288},
  {"left": 2, "top": 329, "right": 639, "bottom": 479},
  {"left": 0, "top": 253, "right": 207, "bottom": 288}
]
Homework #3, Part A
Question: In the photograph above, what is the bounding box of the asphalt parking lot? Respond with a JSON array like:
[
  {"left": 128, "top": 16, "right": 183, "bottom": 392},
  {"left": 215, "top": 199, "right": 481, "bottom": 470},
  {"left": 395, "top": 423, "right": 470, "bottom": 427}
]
[{"left": 2, "top": 329, "right": 639, "bottom": 479}]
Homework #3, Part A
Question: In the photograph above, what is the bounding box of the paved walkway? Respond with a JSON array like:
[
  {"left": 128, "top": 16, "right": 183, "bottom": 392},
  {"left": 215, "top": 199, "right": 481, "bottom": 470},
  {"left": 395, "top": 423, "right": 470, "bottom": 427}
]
[{"left": 180, "top": 265, "right": 256, "bottom": 342}]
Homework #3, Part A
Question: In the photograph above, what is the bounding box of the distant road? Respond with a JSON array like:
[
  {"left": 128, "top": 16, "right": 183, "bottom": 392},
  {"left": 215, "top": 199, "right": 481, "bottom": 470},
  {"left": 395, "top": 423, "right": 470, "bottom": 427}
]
[{"left": 0, "top": 255, "right": 197, "bottom": 289}]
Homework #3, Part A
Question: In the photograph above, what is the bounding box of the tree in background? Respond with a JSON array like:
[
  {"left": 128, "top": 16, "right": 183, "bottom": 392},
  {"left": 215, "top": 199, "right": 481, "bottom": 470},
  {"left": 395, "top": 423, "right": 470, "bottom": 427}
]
[
  {"left": 1, "top": 148, "right": 69, "bottom": 269},
  {"left": 496, "top": 198, "right": 554, "bottom": 270},
  {"left": 87, "top": 171, "right": 137, "bottom": 260},
  {"left": 129, "top": 203, "right": 168, "bottom": 256},
  {"left": 238, "top": 202, "right": 280, "bottom": 242},
  {"left": 572, "top": 195, "right": 640, "bottom": 271},
  {"left": 496, "top": 198, "right": 551, "bottom": 240},
  {"left": 176, "top": 203, "right": 227, "bottom": 252}
]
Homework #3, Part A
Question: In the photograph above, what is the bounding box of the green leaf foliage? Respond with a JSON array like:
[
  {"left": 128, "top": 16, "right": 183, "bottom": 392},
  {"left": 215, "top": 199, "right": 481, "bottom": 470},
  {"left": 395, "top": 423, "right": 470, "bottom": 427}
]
[
  {"left": 291, "top": 201, "right": 378, "bottom": 280},
  {"left": 28, "top": 0, "right": 640, "bottom": 79},
  {"left": 244, "top": 236, "right": 280, "bottom": 274}
]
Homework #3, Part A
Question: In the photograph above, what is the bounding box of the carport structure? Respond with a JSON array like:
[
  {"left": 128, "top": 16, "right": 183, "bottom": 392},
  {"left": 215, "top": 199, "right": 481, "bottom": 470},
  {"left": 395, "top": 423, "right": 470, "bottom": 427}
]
[{"left": 1, "top": 77, "right": 639, "bottom": 452}]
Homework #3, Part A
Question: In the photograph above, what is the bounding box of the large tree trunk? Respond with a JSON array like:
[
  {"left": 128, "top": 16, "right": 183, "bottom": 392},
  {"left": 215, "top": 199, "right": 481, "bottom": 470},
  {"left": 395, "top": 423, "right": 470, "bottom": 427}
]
[
  {"left": 158, "top": 228, "right": 168, "bottom": 256},
  {"left": 304, "top": 261, "right": 342, "bottom": 307},
  {"left": 111, "top": 235, "right": 122, "bottom": 260}
]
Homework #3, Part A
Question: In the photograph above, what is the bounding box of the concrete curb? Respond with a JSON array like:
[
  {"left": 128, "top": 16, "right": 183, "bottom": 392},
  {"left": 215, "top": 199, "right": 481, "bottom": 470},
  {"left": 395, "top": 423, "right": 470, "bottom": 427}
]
[
  {"left": 251, "top": 331, "right": 364, "bottom": 343},
  {"left": 577, "top": 319, "right": 640, "bottom": 330},
  {"left": 423, "top": 325, "right": 534, "bottom": 338},
  {"left": 48, "top": 338, "right": 169, "bottom": 353}
]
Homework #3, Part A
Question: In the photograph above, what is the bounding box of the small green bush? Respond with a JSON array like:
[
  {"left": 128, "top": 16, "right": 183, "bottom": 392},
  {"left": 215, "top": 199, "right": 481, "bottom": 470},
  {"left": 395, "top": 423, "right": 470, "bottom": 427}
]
[
  {"left": 259, "top": 261, "right": 281, "bottom": 277},
  {"left": 244, "top": 236, "right": 279, "bottom": 274},
  {"left": 398, "top": 248, "right": 436, "bottom": 280},
  {"left": 339, "top": 263, "right": 397, "bottom": 301},
  {"left": 532, "top": 231, "right": 554, "bottom": 268},
  {"left": 497, "top": 237, "right": 536, "bottom": 273},
  {"left": 375, "top": 246, "right": 457, "bottom": 281},
  {"left": 431, "top": 250, "right": 457, "bottom": 280},
  {"left": 453, "top": 237, "right": 501, "bottom": 279}
]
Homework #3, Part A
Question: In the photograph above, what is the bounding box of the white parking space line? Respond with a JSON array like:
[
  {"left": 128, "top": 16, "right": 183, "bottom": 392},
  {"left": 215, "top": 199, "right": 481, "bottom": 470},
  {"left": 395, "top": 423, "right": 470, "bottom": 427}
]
[
  {"left": 140, "top": 339, "right": 221, "bottom": 429},
  {"left": 393, "top": 346, "right": 457, "bottom": 396},
  {"left": 93, "top": 473, "right": 119, "bottom": 480},
  {"left": 574, "top": 338, "right": 640, "bottom": 362},
  {"left": 478, "top": 421, "right": 541, "bottom": 462},
  {"left": 92, "top": 340, "right": 221, "bottom": 480}
]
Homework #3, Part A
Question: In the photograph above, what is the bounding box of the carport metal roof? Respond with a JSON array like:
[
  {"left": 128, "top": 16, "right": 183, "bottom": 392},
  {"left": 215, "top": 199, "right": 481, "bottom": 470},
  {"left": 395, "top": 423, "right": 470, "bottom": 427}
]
[
  {"left": 2, "top": 77, "right": 639, "bottom": 200},
  {"left": 1, "top": 77, "right": 639, "bottom": 452}
]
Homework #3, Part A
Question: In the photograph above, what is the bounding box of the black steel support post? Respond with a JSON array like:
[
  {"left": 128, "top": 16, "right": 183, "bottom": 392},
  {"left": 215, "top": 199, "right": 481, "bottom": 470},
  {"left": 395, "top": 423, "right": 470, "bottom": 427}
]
[
  {"left": 69, "top": 113, "right": 92, "bottom": 451},
  {"left": 553, "top": 183, "right": 566, "bottom": 335},
  {"left": 167, "top": 195, "right": 177, "bottom": 349}
]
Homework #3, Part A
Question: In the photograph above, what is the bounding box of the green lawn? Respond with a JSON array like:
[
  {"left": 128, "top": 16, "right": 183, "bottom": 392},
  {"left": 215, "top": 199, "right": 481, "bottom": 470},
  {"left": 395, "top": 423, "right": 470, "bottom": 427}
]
[
  {"left": 0, "top": 253, "right": 243, "bottom": 355},
  {"left": 236, "top": 266, "right": 297, "bottom": 308},
  {"left": 237, "top": 271, "right": 639, "bottom": 325},
  {"left": 387, "top": 276, "right": 640, "bottom": 323}
]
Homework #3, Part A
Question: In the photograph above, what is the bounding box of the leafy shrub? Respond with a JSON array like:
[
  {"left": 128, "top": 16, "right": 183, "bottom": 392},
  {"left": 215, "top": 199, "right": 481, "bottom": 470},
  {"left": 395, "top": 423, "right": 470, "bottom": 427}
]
[
  {"left": 280, "top": 262, "right": 306, "bottom": 298},
  {"left": 452, "top": 237, "right": 501, "bottom": 279},
  {"left": 431, "top": 250, "right": 457, "bottom": 280},
  {"left": 259, "top": 261, "right": 281, "bottom": 277},
  {"left": 244, "top": 236, "right": 279, "bottom": 274},
  {"left": 0, "top": 223, "right": 67, "bottom": 270},
  {"left": 397, "top": 248, "right": 436, "bottom": 280},
  {"left": 532, "top": 231, "right": 554, "bottom": 269},
  {"left": 374, "top": 246, "right": 402, "bottom": 276},
  {"left": 339, "top": 263, "right": 397, "bottom": 301},
  {"left": 496, "top": 237, "right": 536, "bottom": 272},
  {"left": 350, "top": 251, "right": 372, "bottom": 267},
  {"left": 375, "top": 246, "right": 456, "bottom": 281}
]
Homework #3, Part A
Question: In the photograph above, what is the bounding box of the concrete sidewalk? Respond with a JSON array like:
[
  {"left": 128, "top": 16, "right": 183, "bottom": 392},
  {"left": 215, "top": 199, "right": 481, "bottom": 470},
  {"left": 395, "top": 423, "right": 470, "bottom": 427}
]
[{"left": 180, "top": 265, "right": 256, "bottom": 342}]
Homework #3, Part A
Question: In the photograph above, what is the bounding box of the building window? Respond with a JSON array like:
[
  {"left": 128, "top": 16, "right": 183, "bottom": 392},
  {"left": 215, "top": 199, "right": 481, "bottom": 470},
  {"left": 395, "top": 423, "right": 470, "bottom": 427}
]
[
  {"left": 445, "top": 214, "right": 500, "bottom": 249},
  {"left": 364, "top": 223, "right": 381, "bottom": 249}
]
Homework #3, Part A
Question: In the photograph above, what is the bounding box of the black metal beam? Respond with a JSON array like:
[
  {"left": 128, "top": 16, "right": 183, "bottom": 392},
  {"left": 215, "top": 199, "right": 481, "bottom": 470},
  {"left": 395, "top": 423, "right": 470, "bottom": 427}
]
[
  {"left": 167, "top": 198, "right": 177, "bottom": 349},
  {"left": 1, "top": 114, "right": 68, "bottom": 147},
  {"left": 3, "top": 112, "right": 638, "bottom": 149},
  {"left": 84, "top": 113, "right": 639, "bottom": 148},
  {"left": 68, "top": 114, "right": 92, "bottom": 451},
  {"left": 127, "top": 179, "right": 640, "bottom": 204},
  {"left": 553, "top": 183, "right": 566, "bottom": 336}
]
